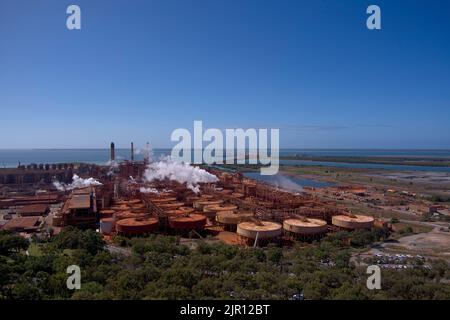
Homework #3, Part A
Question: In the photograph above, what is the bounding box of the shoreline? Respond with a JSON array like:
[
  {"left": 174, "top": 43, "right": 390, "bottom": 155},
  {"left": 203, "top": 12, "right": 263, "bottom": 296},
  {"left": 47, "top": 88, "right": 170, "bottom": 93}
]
[{"left": 280, "top": 155, "right": 450, "bottom": 167}]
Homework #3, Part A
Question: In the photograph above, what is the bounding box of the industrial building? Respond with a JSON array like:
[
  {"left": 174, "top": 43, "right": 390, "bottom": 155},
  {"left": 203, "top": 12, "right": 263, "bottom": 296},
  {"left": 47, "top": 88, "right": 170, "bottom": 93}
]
[
  {"left": 2, "top": 216, "right": 43, "bottom": 233},
  {"left": 0, "top": 142, "right": 383, "bottom": 247},
  {"left": 16, "top": 204, "right": 50, "bottom": 217},
  {"left": 59, "top": 187, "right": 98, "bottom": 228}
]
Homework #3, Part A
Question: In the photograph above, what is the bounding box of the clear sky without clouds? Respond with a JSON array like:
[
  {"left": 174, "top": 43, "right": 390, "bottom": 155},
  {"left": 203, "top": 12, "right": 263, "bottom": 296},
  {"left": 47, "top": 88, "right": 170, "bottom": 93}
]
[{"left": 0, "top": 0, "right": 449, "bottom": 149}]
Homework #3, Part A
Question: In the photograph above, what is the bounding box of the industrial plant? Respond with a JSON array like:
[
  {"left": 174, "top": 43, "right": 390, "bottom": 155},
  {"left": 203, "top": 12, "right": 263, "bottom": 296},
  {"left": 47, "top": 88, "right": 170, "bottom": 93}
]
[{"left": 0, "top": 142, "right": 381, "bottom": 247}]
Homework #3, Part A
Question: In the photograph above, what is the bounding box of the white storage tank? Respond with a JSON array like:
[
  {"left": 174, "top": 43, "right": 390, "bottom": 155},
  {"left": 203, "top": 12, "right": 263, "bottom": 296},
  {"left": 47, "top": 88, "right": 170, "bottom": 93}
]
[{"left": 100, "top": 217, "right": 115, "bottom": 234}]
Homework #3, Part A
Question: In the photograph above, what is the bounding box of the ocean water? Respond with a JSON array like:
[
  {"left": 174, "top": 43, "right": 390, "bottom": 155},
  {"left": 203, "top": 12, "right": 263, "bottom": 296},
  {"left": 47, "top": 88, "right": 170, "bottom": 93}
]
[
  {"left": 0, "top": 149, "right": 171, "bottom": 168},
  {"left": 1, "top": 149, "right": 450, "bottom": 172},
  {"left": 243, "top": 172, "right": 333, "bottom": 190}
]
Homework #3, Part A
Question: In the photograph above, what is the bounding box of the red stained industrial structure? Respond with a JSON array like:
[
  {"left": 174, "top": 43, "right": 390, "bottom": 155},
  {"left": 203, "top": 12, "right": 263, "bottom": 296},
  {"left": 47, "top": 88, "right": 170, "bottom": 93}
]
[{"left": 1, "top": 142, "right": 373, "bottom": 247}]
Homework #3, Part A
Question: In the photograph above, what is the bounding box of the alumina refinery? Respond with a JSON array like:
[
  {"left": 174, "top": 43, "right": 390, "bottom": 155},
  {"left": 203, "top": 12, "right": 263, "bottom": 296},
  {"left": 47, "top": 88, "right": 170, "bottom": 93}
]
[{"left": 0, "top": 142, "right": 384, "bottom": 247}]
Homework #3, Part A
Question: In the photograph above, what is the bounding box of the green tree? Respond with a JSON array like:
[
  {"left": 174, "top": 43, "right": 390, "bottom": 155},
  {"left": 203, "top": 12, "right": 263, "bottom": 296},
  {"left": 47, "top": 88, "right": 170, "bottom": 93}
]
[{"left": 0, "top": 231, "right": 29, "bottom": 255}]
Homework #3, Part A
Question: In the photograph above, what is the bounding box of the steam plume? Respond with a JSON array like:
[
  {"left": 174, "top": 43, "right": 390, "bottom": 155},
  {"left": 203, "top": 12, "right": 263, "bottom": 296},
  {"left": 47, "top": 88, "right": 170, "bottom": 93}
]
[
  {"left": 256, "top": 174, "right": 303, "bottom": 194},
  {"left": 143, "top": 157, "right": 218, "bottom": 193},
  {"left": 140, "top": 187, "right": 173, "bottom": 194},
  {"left": 135, "top": 143, "right": 153, "bottom": 163},
  {"left": 53, "top": 174, "right": 102, "bottom": 191},
  {"left": 139, "top": 187, "right": 159, "bottom": 194}
]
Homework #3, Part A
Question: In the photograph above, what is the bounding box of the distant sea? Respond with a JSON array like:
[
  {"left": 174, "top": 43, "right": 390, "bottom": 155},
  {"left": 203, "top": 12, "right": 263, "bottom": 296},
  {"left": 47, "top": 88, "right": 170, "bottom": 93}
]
[
  {"left": 1, "top": 149, "right": 450, "bottom": 172},
  {"left": 0, "top": 149, "right": 171, "bottom": 168}
]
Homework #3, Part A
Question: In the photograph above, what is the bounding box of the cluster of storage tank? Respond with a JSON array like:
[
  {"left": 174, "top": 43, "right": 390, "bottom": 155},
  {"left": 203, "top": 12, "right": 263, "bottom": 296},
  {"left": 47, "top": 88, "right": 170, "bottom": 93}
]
[
  {"left": 232, "top": 218, "right": 327, "bottom": 244},
  {"left": 233, "top": 213, "right": 375, "bottom": 245},
  {"left": 192, "top": 196, "right": 260, "bottom": 234},
  {"left": 147, "top": 193, "right": 210, "bottom": 232},
  {"left": 98, "top": 190, "right": 375, "bottom": 243},
  {"left": 99, "top": 199, "right": 155, "bottom": 235},
  {"left": 148, "top": 193, "right": 256, "bottom": 234}
]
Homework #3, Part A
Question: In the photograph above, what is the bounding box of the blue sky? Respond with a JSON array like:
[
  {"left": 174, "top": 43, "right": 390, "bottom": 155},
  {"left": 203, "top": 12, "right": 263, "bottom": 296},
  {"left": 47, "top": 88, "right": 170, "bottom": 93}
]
[{"left": 0, "top": 0, "right": 449, "bottom": 149}]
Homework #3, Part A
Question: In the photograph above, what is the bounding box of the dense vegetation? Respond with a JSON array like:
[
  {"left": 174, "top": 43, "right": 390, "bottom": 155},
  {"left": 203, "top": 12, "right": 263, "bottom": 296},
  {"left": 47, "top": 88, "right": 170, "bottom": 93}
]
[{"left": 1, "top": 227, "right": 449, "bottom": 300}]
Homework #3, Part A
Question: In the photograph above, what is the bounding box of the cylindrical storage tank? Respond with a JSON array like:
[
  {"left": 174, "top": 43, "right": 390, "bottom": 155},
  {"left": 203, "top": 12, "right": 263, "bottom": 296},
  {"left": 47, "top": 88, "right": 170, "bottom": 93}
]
[
  {"left": 203, "top": 204, "right": 238, "bottom": 221},
  {"left": 114, "top": 211, "right": 146, "bottom": 221},
  {"left": 283, "top": 218, "right": 328, "bottom": 236},
  {"left": 166, "top": 207, "right": 195, "bottom": 216},
  {"left": 150, "top": 197, "right": 177, "bottom": 204},
  {"left": 110, "top": 205, "right": 127, "bottom": 211},
  {"left": 185, "top": 196, "right": 200, "bottom": 205},
  {"left": 332, "top": 214, "right": 374, "bottom": 230},
  {"left": 157, "top": 202, "right": 184, "bottom": 211},
  {"left": 131, "top": 203, "right": 146, "bottom": 210},
  {"left": 100, "top": 218, "right": 115, "bottom": 234},
  {"left": 145, "top": 193, "right": 172, "bottom": 200},
  {"left": 237, "top": 221, "right": 282, "bottom": 240},
  {"left": 115, "top": 217, "right": 159, "bottom": 235},
  {"left": 99, "top": 209, "right": 115, "bottom": 218},
  {"left": 193, "top": 200, "right": 223, "bottom": 210},
  {"left": 203, "top": 204, "right": 237, "bottom": 213},
  {"left": 127, "top": 199, "right": 141, "bottom": 205},
  {"left": 168, "top": 214, "right": 207, "bottom": 230},
  {"left": 216, "top": 211, "right": 254, "bottom": 231},
  {"left": 130, "top": 208, "right": 148, "bottom": 214},
  {"left": 231, "top": 192, "right": 244, "bottom": 199}
]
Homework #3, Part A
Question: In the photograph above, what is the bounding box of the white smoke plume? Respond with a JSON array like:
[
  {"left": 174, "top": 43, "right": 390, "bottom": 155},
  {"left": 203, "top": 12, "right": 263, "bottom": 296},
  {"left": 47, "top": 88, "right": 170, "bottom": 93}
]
[
  {"left": 106, "top": 160, "right": 119, "bottom": 167},
  {"left": 140, "top": 187, "right": 173, "bottom": 194},
  {"left": 53, "top": 181, "right": 67, "bottom": 192},
  {"left": 135, "top": 142, "right": 153, "bottom": 163},
  {"left": 270, "top": 175, "right": 303, "bottom": 194},
  {"left": 106, "top": 159, "right": 119, "bottom": 176},
  {"left": 139, "top": 187, "right": 159, "bottom": 194},
  {"left": 53, "top": 174, "right": 102, "bottom": 191},
  {"left": 143, "top": 157, "right": 218, "bottom": 193}
]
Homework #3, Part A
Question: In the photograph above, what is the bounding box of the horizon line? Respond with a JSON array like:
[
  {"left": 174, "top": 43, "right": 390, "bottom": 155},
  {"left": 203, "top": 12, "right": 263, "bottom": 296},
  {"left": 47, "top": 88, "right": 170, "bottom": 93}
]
[{"left": 1, "top": 148, "right": 450, "bottom": 151}]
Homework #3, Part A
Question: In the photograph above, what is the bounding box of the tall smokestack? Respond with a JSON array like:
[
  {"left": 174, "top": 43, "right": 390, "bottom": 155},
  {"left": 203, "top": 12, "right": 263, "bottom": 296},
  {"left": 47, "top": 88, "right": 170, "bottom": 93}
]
[
  {"left": 110, "top": 142, "right": 115, "bottom": 162},
  {"left": 131, "top": 142, "right": 134, "bottom": 162},
  {"left": 144, "top": 142, "right": 150, "bottom": 164}
]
